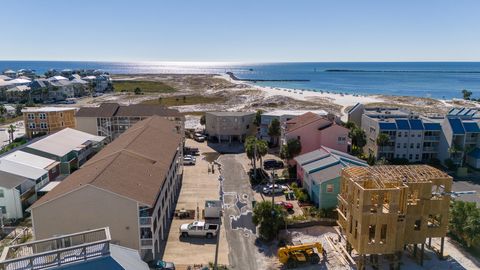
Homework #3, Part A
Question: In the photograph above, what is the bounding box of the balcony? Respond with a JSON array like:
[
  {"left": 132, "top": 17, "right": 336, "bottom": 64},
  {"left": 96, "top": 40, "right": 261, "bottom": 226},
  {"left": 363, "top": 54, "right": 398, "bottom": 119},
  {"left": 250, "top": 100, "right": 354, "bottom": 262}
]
[
  {"left": 423, "top": 146, "right": 439, "bottom": 152},
  {"left": 424, "top": 136, "right": 440, "bottom": 141},
  {"left": 378, "top": 146, "right": 395, "bottom": 152},
  {"left": 0, "top": 228, "right": 111, "bottom": 270},
  {"left": 139, "top": 217, "right": 152, "bottom": 226}
]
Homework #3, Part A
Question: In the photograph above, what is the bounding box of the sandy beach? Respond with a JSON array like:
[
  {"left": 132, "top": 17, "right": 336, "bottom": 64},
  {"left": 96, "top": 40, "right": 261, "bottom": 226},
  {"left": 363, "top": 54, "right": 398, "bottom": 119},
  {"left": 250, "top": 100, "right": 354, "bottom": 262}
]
[{"left": 75, "top": 74, "right": 480, "bottom": 124}]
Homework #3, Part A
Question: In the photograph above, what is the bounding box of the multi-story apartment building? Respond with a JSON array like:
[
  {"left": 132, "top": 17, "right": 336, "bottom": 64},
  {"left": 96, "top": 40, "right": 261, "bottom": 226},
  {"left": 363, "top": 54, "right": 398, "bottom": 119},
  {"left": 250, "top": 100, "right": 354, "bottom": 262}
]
[
  {"left": 438, "top": 108, "right": 480, "bottom": 168},
  {"left": 361, "top": 108, "right": 443, "bottom": 163},
  {"left": 259, "top": 110, "right": 327, "bottom": 143},
  {"left": 30, "top": 116, "right": 183, "bottom": 260},
  {"left": 337, "top": 165, "right": 452, "bottom": 268},
  {"left": 22, "top": 107, "right": 76, "bottom": 138},
  {"left": 75, "top": 103, "right": 184, "bottom": 141},
  {"left": 205, "top": 111, "right": 256, "bottom": 143}
]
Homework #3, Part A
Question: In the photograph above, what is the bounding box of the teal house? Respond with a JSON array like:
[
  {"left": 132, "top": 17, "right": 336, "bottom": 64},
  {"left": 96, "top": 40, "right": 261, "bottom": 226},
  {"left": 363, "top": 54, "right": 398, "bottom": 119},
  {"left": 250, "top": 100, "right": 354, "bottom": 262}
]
[{"left": 295, "top": 146, "right": 368, "bottom": 209}]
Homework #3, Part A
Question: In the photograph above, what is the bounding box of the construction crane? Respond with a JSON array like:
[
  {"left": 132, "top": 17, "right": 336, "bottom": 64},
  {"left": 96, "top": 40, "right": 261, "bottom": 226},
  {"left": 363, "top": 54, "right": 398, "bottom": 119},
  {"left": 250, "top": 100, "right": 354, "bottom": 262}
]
[{"left": 278, "top": 242, "right": 324, "bottom": 268}]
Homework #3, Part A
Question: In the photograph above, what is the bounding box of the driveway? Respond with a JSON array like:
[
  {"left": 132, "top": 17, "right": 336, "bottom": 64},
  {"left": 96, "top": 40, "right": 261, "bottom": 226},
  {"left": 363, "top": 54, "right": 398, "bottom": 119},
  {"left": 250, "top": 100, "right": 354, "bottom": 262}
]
[{"left": 219, "top": 154, "right": 265, "bottom": 270}]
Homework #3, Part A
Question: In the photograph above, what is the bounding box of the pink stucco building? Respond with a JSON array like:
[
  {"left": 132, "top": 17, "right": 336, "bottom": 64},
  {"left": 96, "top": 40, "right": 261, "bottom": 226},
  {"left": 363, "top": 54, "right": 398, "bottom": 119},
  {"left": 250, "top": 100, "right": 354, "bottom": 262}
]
[{"left": 283, "top": 112, "right": 350, "bottom": 155}]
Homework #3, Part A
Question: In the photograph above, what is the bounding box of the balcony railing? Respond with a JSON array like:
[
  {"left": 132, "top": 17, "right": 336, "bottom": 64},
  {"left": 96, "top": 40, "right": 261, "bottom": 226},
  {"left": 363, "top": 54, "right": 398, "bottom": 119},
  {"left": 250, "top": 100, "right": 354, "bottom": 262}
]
[
  {"left": 423, "top": 146, "right": 439, "bottom": 152},
  {"left": 424, "top": 136, "right": 440, "bottom": 141},
  {"left": 139, "top": 217, "right": 152, "bottom": 226},
  {"left": 0, "top": 228, "right": 111, "bottom": 270},
  {"left": 140, "top": 239, "right": 153, "bottom": 247},
  {"left": 378, "top": 146, "right": 395, "bottom": 152}
]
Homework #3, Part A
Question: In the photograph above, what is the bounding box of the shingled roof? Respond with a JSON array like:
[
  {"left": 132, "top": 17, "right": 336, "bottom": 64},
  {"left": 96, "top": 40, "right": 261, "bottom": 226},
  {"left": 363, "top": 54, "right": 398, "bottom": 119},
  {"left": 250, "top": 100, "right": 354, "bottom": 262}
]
[
  {"left": 31, "top": 115, "right": 182, "bottom": 208},
  {"left": 75, "top": 103, "right": 182, "bottom": 118},
  {"left": 285, "top": 112, "right": 332, "bottom": 132}
]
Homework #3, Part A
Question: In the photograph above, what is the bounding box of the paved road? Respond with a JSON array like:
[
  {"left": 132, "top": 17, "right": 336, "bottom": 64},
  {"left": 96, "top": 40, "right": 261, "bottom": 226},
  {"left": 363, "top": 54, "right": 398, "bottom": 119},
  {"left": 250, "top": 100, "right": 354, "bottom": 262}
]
[{"left": 218, "top": 154, "right": 262, "bottom": 270}]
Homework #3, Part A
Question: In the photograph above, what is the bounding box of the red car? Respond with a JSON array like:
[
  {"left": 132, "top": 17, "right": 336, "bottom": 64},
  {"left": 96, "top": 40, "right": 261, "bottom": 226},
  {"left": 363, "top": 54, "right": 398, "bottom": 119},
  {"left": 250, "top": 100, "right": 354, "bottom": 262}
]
[{"left": 276, "top": 201, "right": 294, "bottom": 210}]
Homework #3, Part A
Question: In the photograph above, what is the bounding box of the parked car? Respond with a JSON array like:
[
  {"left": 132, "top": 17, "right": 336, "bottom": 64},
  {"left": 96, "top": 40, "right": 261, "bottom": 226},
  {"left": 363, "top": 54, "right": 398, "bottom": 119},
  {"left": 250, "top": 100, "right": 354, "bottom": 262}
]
[
  {"left": 275, "top": 201, "right": 294, "bottom": 211},
  {"left": 263, "top": 184, "right": 288, "bottom": 195},
  {"left": 179, "top": 221, "right": 219, "bottom": 238},
  {"left": 263, "top": 159, "right": 284, "bottom": 170},
  {"left": 183, "top": 156, "right": 196, "bottom": 165},
  {"left": 147, "top": 260, "right": 175, "bottom": 270},
  {"left": 194, "top": 133, "right": 206, "bottom": 142},
  {"left": 184, "top": 147, "right": 199, "bottom": 156}
]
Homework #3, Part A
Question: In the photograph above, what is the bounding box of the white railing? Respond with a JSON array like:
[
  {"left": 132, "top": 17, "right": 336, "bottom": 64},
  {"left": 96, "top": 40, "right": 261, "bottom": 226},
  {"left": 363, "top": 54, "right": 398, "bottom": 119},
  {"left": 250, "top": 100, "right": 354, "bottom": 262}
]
[
  {"left": 0, "top": 228, "right": 111, "bottom": 270},
  {"left": 139, "top": 217, "right": 152, "bottom": 226}
]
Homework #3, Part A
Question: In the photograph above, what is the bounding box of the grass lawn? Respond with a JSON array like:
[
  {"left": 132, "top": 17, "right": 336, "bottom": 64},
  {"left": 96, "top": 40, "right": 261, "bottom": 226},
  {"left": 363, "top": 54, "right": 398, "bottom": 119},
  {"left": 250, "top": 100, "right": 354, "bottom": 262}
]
[
  {"left": 142, "top": 95, "right": 226, "bottom": 106},
  {"left": 113, "top": 81, "right": 176, "bottom": 93}
]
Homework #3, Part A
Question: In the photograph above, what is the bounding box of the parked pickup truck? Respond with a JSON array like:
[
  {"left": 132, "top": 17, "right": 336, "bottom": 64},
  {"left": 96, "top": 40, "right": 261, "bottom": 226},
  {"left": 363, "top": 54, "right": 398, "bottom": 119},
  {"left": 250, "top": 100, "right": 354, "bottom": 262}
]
[{"left": 179, "top": 221, "right": 219, "bottom": 238}]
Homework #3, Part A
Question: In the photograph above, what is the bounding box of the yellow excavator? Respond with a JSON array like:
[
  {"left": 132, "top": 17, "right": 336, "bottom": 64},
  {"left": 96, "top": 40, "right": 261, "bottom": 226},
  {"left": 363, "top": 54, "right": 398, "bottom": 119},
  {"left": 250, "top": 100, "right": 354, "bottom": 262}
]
[{"left": 278, "top": 242, "right": 323, "bottom": 268}]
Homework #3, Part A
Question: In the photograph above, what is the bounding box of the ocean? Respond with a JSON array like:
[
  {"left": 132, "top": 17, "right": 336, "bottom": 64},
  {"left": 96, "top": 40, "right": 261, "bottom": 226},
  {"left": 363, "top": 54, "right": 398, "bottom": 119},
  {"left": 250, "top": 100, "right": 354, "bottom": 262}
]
[{"left": 1, "top": 61, "right": 480, "bottom": 99}]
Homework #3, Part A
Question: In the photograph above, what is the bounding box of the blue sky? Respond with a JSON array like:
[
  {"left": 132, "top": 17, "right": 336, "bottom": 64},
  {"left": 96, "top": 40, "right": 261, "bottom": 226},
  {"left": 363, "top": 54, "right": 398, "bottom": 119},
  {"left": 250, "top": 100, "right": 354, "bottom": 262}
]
[{"left": 1, "top": 0, "right": 479, "bottom": 62}]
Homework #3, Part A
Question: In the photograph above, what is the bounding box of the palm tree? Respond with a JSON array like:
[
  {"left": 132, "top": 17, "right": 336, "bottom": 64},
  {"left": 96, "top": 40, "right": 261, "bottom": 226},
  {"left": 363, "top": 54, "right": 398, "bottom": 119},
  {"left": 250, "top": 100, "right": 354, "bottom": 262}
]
[
  {"left": 267, "top": 118, "right": 281, "bottom": 146},
  {"left": 245, "top": 136, "right": 268, "bottom": 177},
  {"left": 376, "top": 133, "right": 390, "bottom": 150}
]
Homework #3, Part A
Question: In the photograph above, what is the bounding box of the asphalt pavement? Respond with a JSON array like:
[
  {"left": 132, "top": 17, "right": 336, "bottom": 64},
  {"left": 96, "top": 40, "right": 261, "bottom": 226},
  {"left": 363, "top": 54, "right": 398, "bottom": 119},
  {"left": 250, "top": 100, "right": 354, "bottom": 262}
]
[{"left": 218, "top": 154, "right": 262, "bottom": 270}]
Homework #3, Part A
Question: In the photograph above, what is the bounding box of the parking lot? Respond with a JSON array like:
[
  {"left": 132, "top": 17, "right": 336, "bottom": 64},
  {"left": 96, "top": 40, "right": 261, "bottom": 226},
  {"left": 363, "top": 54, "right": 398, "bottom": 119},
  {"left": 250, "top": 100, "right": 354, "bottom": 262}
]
[{"left": 161, "top": 139, "right": 229, "bottom": 268}]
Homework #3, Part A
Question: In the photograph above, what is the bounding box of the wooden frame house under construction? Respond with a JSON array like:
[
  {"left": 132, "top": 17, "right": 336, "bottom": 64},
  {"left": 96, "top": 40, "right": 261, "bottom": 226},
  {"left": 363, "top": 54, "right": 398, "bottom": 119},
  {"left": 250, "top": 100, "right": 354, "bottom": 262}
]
[{"left": 337, "top": 165, "right": 452, "bottom": 269}]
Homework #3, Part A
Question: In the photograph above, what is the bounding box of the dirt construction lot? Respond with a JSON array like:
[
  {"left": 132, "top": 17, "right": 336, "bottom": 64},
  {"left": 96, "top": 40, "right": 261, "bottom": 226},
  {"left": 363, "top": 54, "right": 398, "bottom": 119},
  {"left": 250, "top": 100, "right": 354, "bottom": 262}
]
[{"left": 162, "top": 139, "right": 229, "bottom": 268}]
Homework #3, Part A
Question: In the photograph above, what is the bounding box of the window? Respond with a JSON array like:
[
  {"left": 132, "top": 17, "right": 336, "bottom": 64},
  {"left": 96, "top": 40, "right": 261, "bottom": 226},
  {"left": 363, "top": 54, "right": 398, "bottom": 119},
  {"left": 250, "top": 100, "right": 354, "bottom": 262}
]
[
  {"left": 338, "top": 137, "right": 346, "bottom": 144},
  {"left": 414, "top": 219, "right": 422, "bottom": 231},
  {"left": 396, "top": 143, "right": 400, "bottom": 148},
  {"left": 427, "top": 214, "right": 441, "bottom": 228},
  {"left": 28, "top": 122, "right": 35, "bottom": 129},
  {"left": 398, "top": 132, "right": 402, "bottom": 137},
  {"left": 409, "top": 154, "right": 413, "bottom": 160},
  {"left": 0, "top": 206, "right": 6, "bottom": 214},
  {"left": 416, "top": 143, "right": 421, "bottom": 149},
  {"left": 297, "top": 136, "right": 301, "bottom": 140},
  {"left": 0, "top": 189, "right": 4, "bottom": 198},
  {"left": 39, "top": 113, "right": 46, "bottom": 120},
  {"left": 415, "top": 154, "right": 419, "bottom": 160},
  {"left": 368, "top": 225, "right": 376, "bottom": 244},
  {"left": 60, "top": 112, "right": 63, "bottom": 117},
  {"left": 40, "top": 122, "right": 48, "bottom": 129},
  {"left": 403, "top": 143, "right": 407, "bottom": 149},
  {"left": 380, "top": 224, "right": 387, "bottom": 244},
  {"left": 27, "top": 113, "right": 34, "bottom": 120},
  {"left": 410, "top": 143, "right": 414, "bottom": 149},
  {"left": 326, "top": 184, "right": 334, "bottom": 193},
  {"left": 61, "top": 122, "right": 64, "bottom": 127},
  {"left": 411, "top": 133, "right": 415, "bottom": 137}
]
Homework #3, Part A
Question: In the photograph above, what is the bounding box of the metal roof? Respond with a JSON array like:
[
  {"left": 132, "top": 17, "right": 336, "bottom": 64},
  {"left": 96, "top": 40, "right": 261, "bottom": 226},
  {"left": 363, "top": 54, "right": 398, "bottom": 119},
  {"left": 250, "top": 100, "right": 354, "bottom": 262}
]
[
  {"left": 3, "top": 151, "right": 57, "bottom": 169},
  {"left": 378, "top": 122, "right": 397, "bottom": 130},
  {"left": 26, "top": 128, "right": 105, "bottom": 157},
  {"left": 463, "top": 122, "right": 480, "bottom": 133},
  {"left": 395, "top": 119, "right": 410, "bottom": 130},
  {"left": 408, "top": 119, "right": 424, "bottom": 130},
  {"left": 448, "top": 118, "right": 466, "bottom": 135},
  {"left": 423, "top": 122, "right": 442, "bottom": 131}
]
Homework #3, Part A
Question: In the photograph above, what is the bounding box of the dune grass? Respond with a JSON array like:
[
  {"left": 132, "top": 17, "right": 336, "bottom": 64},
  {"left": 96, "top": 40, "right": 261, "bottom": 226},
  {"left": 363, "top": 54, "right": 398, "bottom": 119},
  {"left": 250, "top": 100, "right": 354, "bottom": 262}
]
[
  {"left": 142, "top": 95, "right": 226, "bottom": 106},
  {"left": 113, "top": 81, "right": 175, "bottom": 93}
]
